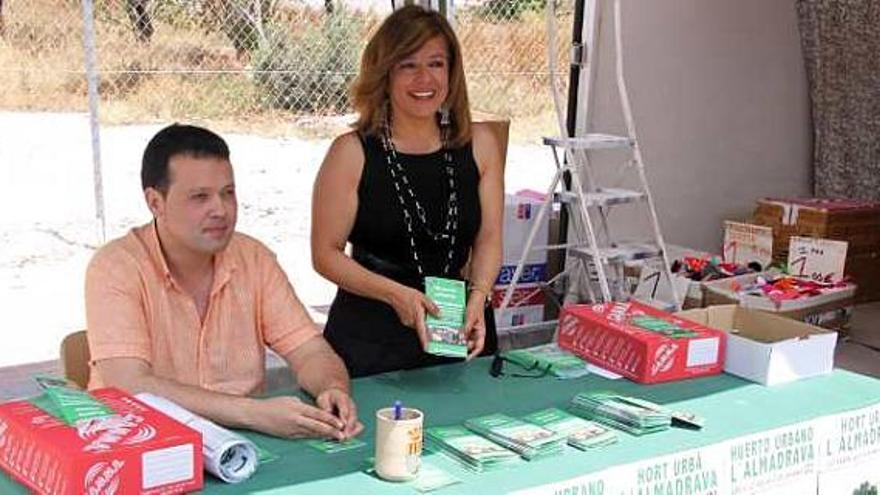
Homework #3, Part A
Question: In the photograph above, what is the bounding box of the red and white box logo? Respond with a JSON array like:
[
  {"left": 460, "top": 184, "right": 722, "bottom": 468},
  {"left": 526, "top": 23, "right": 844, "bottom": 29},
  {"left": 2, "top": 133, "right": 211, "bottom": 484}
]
[
  {"left": 557, "top": 301, "right": 726, "bottom": 384},
  {"left": 0, "top": 388, "right": 203, "bottom": 494}
]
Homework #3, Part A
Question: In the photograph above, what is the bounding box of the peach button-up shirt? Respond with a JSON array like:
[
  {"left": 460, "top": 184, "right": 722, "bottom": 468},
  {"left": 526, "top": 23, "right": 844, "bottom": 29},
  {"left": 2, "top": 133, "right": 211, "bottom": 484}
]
[{"left": 85, "top": 223, "right": 319, "bottom": 395}]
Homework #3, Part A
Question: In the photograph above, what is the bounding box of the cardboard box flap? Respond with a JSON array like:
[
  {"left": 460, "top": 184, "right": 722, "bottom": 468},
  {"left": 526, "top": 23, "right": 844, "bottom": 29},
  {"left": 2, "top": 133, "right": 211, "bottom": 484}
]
[
  {"left": 679, "top": 305, "right": 833, "bottom": 343},
  {"left": 677, "top": 304, "right": 735, "bottom": 328},
  {"left": 731, "top": 308, "right": 834, "bottom": 344}
]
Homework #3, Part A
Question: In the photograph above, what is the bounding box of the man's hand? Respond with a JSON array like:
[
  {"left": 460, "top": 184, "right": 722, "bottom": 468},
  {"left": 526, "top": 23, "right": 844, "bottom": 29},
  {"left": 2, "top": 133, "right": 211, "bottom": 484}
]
[
  {"left": 249, "top": 396, "right": 348, "bottom": 440},
  {"left": 283, "top": 336, "right": 363, "bottom": 441},
  {"left": 316, "top": 388, "right": 364, "bottom": 439}
]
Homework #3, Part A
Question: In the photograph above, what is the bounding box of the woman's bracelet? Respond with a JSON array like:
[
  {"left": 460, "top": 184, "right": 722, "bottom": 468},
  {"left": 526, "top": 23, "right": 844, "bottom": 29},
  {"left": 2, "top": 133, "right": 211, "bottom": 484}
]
[{"left": 468, "top": 282, "right": 492, "bottom": 300}]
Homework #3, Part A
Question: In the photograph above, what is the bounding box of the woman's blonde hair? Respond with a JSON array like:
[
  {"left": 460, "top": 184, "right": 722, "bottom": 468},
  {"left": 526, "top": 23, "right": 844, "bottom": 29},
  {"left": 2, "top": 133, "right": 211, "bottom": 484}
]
[{"left": 351, "top": 6, "right": 472, "bottom": 147}]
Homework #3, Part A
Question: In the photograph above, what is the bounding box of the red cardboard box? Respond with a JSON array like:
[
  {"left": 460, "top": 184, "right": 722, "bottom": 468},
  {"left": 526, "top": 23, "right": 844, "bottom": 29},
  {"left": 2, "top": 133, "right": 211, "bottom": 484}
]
[
  {"left": 0, "top": 388, "right": 203, "bottom": 495},
  {"left": 557, "top": 301, "right": 726, "bottom": 384}
]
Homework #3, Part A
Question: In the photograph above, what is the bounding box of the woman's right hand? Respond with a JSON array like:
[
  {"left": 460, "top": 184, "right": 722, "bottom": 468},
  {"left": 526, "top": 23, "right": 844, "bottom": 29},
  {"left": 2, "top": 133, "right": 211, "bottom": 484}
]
[{"left": 388, "top": 286, "right": 440, "bottom": 349}]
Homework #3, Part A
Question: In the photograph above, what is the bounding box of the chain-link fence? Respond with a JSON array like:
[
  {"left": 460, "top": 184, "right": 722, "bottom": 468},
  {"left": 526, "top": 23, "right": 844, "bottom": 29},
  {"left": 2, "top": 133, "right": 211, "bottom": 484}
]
[
  {"left": 1, "top": 0, "right": 571, "bottom": 137},
  {"left": 457, "top": 0, "right": 572, "bottom": 138}
]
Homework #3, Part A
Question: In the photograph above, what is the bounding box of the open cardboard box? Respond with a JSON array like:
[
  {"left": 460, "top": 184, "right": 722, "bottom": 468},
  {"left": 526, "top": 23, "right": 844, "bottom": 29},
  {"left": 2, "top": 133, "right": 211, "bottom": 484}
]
[
  {"left": 622, "top": 246, "right": 761, "bottom": 309},
  {"left": 679, "top": 271, "right": 767, "bottom": 309},
  {"left": 702, "top": 272, "right": 855, "bottom": 330},
  {"left": 677, "top": 305, "right": 837, "bottom": 386}
]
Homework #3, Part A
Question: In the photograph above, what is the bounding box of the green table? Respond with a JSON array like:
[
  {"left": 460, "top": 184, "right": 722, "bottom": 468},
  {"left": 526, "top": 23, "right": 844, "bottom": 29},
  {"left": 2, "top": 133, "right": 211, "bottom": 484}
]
[{"left": 2, "top": 358, "right": 880, "bottom": 494}]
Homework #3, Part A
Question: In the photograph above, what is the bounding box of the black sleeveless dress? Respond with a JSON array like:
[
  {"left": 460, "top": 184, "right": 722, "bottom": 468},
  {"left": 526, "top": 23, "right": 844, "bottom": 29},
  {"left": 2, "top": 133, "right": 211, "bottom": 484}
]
[{"left": 323, "top": 133, "right": 498, "bottom": 377}]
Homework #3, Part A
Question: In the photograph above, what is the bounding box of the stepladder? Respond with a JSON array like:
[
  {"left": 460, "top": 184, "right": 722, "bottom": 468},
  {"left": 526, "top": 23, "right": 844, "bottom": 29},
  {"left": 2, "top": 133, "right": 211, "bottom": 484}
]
[{"left": 497, "top": 0, "right": 680, "bottom": 334}]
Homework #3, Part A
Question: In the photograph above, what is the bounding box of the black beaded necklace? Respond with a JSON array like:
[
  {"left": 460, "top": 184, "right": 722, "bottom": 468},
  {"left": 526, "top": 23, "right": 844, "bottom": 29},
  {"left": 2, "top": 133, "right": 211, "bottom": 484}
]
[{"left": 380, "top": 118, "right": 459, "bottom": 277}]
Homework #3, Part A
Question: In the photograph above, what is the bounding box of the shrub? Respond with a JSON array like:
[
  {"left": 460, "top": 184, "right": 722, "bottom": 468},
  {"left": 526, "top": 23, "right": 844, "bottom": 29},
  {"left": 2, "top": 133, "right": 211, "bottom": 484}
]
[{"left": 253, "top": 9, "right": 363, "bottom": 113}]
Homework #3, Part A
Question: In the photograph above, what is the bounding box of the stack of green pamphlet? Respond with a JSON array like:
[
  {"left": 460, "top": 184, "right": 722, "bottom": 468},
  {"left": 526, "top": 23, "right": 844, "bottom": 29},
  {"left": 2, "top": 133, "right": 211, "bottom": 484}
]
[
  {"left": 630, "top": 316, "right": 699, "bottom": 339},
  {"left": 31, "top": 374, "right": 115, "bottom": 426},
  {"left": 425, "top": 425, "right": 522, "bottom": 472},
  {"left": 464, "top": 413, "right": 565, "bottom": 460},
  {"left": 569, "top": 392, "right": 672, "bottom": 436},
  {"left": 424, "top": 277, "right": 468, "bottom": 358},
  {"left": 522, "top": 408, "right": 617, "bottom": 450},
  {"left": 613, "top": 395, "right": 706, "bottom": 430},
  {"left": 502, "top": 343, "right": 590, "bottom": 379}
]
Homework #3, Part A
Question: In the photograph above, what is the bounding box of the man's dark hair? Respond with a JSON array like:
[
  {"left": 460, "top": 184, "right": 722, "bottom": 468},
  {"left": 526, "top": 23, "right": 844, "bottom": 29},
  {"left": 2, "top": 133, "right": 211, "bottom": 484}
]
[{"left": 141, "top": 124, "right": 230, "bottom": 193}]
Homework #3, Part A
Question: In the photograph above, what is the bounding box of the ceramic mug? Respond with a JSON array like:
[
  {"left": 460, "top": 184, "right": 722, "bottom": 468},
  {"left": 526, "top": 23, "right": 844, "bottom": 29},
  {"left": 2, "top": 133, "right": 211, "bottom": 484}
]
[{"left": 374, "top": 407, "right": 423, "bottom": 481}]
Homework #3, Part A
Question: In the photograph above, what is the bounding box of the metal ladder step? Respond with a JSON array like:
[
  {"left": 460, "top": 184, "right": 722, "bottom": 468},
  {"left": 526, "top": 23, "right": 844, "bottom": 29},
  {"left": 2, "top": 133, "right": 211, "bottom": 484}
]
[
  {"left": 543, "top": 134, "right": 633, "bottom": 150},
  {"left": 569, "top": 242, "right": 662, "bottom": 263},
  {"left": 529, "top": 242, "right": 585, "bottom": 252},
  {"left": 557, "top": 188, "right": 645, "bottom": 207}
]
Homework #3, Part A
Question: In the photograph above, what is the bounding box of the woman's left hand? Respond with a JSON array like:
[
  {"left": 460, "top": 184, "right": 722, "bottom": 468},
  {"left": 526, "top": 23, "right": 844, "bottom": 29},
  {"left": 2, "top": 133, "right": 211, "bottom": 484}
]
[{"left": 463, "top": 292, "right": 488, "bottom": 360}]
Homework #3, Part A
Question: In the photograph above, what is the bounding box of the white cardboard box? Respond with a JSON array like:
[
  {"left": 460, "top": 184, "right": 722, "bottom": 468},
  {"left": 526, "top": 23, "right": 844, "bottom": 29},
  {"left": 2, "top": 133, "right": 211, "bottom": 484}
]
[
  {"left": 502, "top": 192, "right": 550, "bottom": 266},
  {"left": 677, "top": 305, "right": 837, "bottom": 386},
  {"left": 494, "top": 305, "right": 545, "bottom": 328},
  {"left": 491, "top": 283, "right": 546, "bottom": 329}
]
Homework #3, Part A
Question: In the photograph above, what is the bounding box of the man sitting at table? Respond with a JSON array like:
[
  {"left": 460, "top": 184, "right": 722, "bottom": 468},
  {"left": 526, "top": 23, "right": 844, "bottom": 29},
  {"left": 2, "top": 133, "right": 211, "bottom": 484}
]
[{"left": 85, "top": 124, "right": 362, "bottom": 440}]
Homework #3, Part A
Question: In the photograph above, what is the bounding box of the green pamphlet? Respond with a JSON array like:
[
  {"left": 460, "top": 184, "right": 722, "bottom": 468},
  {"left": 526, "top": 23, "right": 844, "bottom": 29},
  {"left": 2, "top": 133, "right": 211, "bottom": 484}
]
[
  {"left": 254, "top": 442, "right": 280, "bottom": 464},
  {"left": 569, "top": 391, "right": 672, "bottom": 436},
  {"left": 424, "top": 276, "right": 468, "bottom": 358},
  {"left": 425, "top": 425, "right": 522, "bottom": 472},
  {"left": 616, "top": 396, "right": 706, "bottom": 429},
  {"left": 630, "top": 316, "right": 699, "bottom": 339},
  {"left": 464, "top": 413, "right": 565, "bottom": 460},
  {"left": 503, "top": 343, "right": 590, "bottom": 379},
  {"left": 306, "top": 437, "right": 367, "bottom": 454},
  {"left": 33, "top": 373, "right": 73, "bottom": 389},
  {"left": 30, "top": 374, "right": 114, "bottom": 426},
  {"left": 522, "top": 408, "right": 617, "bottom": 450},
  {"left": 364, "top": 457, "right": 462, "bottom": 493},
  {"left": 411, "top": 461, "right": 462, "bottom": 493}
]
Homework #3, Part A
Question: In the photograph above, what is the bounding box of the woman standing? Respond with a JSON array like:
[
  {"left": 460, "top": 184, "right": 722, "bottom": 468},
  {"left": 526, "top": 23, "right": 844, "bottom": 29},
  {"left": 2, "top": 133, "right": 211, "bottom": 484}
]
[{"left": 311, "top": 5, "right": 503, "bottom": 377}]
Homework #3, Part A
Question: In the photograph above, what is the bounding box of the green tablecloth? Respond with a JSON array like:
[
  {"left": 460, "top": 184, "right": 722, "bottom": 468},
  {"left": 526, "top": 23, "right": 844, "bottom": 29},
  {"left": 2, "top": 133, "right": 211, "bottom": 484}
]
[{"left": 2, "top": 358, "right": 880, "bottom": 494}]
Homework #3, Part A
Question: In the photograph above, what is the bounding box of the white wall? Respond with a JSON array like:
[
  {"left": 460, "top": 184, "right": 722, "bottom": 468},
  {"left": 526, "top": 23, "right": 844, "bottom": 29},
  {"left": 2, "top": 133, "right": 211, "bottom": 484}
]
[{"left": 585, "top": 0, "right": 811, "bottom": 254}]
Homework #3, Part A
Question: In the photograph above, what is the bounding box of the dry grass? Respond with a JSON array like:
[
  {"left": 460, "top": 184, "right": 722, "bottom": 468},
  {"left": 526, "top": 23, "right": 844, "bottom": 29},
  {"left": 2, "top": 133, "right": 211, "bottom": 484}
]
[{"left": 0, "top": 0, "right": 570, "bottom": 143}]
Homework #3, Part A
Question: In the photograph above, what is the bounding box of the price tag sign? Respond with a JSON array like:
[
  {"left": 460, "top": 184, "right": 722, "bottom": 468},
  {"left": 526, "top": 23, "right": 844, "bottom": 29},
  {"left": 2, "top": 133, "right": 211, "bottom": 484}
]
[
  {"left": 787, "top": 236, "right": 848, "bottom": 282},
  {"left": 722, "top": 221, "right": 773, "bottom": 267},
  {"left": 633, "top": 259, "right": 691, "bottom": 307}
]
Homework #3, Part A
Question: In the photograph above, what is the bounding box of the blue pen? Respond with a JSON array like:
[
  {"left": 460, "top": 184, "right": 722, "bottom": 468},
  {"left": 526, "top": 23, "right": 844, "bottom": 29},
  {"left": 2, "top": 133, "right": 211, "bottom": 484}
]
[{"left": 393, "top": 400, "right": 403, "bottom": 420}]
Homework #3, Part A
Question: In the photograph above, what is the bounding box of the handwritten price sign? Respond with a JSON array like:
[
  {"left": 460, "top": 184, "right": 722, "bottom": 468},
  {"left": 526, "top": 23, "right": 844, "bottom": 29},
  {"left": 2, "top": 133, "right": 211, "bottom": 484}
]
[
  {"left": 787, "top": 236, "right": 847, "bottom": 282},
  {"left": 722, "top": 221, "right": 773, "bottom": 267},
  {"left": 633, "top": 259, "right": 691, "bottom": 306}
]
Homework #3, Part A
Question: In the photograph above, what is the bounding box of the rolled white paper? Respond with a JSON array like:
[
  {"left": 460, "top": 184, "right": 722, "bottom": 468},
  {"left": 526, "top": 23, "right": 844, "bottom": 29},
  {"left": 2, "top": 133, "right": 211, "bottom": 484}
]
[{"left": 135, "top": 393, "right": 259, "bottom": 483}]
